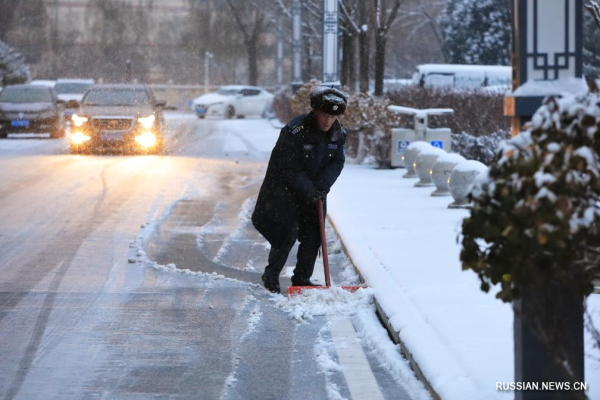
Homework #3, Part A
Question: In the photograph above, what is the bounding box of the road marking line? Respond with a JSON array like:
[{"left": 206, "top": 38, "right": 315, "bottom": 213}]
[{"left": 327, "top": 315, "right": 385, "bottom": 400}]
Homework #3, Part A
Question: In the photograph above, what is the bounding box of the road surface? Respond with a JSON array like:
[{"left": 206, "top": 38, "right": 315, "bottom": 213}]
[{"left": 0, "top": 113, "right": 421, "bottom": 400}]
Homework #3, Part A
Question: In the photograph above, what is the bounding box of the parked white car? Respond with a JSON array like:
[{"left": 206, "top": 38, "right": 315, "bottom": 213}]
[
  {"left": 412, "top": 64, "right": 511, "bottom": 90},
  {"left": 54, "top": 79, "right": 95, "bottom": 118},
  {"left": 191, "top": 85, "right": 274, "bottom": 119},
  {"left": 54, "top": 79, "right": 95, "bottom": 104}
]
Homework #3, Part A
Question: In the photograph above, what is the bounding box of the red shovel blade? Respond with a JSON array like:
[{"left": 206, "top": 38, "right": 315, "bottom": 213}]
[{"left": 287, "top": 285, "right": 369, "bottom": 299}]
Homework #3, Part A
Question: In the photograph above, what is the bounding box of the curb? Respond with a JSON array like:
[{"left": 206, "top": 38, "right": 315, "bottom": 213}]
[{"left": 327, "top": 215, "right": 442, "bottom": 400}]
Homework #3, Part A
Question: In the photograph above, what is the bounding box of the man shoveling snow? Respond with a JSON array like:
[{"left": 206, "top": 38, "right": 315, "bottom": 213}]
[{"left": 252, "top": 87, "right": 348, "bottom": 294}]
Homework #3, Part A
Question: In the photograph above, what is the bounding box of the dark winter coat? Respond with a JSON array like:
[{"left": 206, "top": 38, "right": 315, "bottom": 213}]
[{"left": 252, "top": 112, "right": 346, "bottom": 244}]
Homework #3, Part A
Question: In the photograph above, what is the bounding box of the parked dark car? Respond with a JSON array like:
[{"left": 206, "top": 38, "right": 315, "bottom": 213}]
[
  {"left": 69, "top": 84, "right": 166, "bottom": 155},
  {"left": 0, "top": 84, "right": 66, "bottom": 139}
]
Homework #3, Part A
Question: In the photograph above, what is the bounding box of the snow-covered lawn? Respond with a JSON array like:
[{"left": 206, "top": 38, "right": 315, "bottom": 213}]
[{"left": 328, "top": 164, "right": 600, "bottom": 400}]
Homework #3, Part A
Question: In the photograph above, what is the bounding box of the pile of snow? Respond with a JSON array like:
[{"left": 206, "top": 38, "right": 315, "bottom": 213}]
[
  {"left": 271, "top": 287, "right": 375, "bottom": 323},
  {"left": 512, "top": 77, "right": 589, "bottom": 97}
]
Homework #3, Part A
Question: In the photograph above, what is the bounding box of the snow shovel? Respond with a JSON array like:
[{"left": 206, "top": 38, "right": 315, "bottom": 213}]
[{"left": 287, "top": 198, "right": 368, "bottom": 298}]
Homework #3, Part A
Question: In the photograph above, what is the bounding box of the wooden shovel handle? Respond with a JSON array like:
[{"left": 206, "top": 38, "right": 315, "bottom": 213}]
[{"left": 318, "top": 199, "right": 331, "bottom": 287}]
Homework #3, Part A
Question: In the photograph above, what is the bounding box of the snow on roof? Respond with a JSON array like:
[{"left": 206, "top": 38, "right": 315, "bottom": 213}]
[
  {"left": 30, "top": 80, "right": 56, "bottom": 87},
  {"left": 220, "top": 85, "right": 260, "bottom": 90},
  {"left": 416, "top": 64, "right": 511, "bottom": 77},
  {"left": 56, "top": 78, "right": 95, "bottom": 84},
  {"left": 512, "top": 77, "right": 589, "bottom": 97}
]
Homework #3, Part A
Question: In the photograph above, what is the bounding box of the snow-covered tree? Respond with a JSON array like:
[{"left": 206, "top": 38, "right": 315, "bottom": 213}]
[
  {"left": 440, "top": 0, "right": 511, "bottom": 65},
  {"left": 462, "top": 94, "right": 600, "bottom": 301},
  {"left": 0, "top": 40, "right": 30, "bottom": 86},
  {"left": 584, "top": 0, "right": 600, "bottom": 78},
  {"left": 461, "top": 93, "right": 600, "bottom": 384},
  {"left": 584, "top": 11, "right": 600, "bottom": 78}
]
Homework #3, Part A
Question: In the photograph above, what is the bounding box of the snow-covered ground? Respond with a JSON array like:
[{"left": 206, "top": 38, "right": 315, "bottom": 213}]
[
  {"left": 242, "top": 118, "right": 600, "bottom": 400},
  {"left": 328, "top": 165, "right": 600, "bottom": 400}
]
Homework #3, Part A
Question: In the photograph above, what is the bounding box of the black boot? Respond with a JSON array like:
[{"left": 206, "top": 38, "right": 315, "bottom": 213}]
[
  {"left": 262, "top": 273, "right": 281, "bottom": 294},
  {"left": 291, "top": 277, "right": 321, "bottom": 287}
]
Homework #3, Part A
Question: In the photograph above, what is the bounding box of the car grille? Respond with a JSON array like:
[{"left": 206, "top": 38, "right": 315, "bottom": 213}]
[{"left": 92, "top": 118, "right": 133, "bottom": 131}]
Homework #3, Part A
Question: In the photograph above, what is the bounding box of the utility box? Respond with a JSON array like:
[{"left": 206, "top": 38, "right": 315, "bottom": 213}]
[{"left": 388, "top": 105, "right": 454, "bottom": 168}]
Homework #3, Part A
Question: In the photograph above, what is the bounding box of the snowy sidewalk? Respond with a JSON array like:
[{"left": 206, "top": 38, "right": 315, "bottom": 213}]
[{"left": 327, "top": 165, "right": 600, "bottom": 400}]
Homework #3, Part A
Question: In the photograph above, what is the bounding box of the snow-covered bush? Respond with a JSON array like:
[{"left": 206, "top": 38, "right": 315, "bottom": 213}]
[
  {"left": 461, "top": 94, "right": 600, "bottom": 302},
  {"left": 451, "top": 130, "right": 510, "bottom": 165},
  {"left": 0, "top": 40, "right": 30, "bottom": 86},
  {"left": 271, "top": 86, "right": 294, "bottom": 122}
]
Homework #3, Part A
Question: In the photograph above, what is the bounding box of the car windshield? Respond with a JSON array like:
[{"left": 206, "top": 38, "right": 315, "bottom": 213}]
[
  {"left": 82, "top": 88, "right": 150, "bottom": 106},
  {"left": 0, "top": 87, "right": 53, "bottom": 103},
  {"left": 54, "top": 83, "right": 92, "bottom": 95},
  {"left": 217, "top": 88, "right": 240, "bottom": 96}
]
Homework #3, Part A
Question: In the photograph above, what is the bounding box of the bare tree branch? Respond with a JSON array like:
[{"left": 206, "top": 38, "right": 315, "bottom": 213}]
[
  {"left": 225, "top": 0, "right": 250, "bottom": 41},
  {"left": 383, "top": 0, "right": 403, "bottom": 36},
  {"left": 339, "top": 0, "right": 361, "bottom": 34}
]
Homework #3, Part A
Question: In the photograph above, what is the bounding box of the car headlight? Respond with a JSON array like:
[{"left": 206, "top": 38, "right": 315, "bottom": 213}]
[
  {"left": 70, "top": 131, "right": 90, "bottom": 144},
  {"left": 138, "top": 115, "right": 155, "bottom": 129},
  {"left": 72, "top": 114, "right": 89, "bottom": 127},
  {"left": 134, "top": 131, "right": 156, "bottom": 148}
]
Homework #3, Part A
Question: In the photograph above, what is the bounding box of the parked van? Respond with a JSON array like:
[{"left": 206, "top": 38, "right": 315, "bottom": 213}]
[{"left": 412, "top": 64, "right": 511, "bottom": 90}]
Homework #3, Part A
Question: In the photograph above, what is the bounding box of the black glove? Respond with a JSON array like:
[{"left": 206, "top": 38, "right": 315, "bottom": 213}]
[{"left": 310, "top": 189, "right": 326, "bottom": 204}]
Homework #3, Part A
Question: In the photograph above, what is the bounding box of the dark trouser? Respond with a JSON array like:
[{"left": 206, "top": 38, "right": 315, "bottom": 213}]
[{"left": 263, "top": 203, "right": 324, "bottom": 284}]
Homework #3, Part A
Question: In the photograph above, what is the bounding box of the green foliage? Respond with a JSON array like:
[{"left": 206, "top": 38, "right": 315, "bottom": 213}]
[
  {"left": 461, "top": 95, "right": 600, "bottom": 302},
  {"left": 440, "top": 0, "right": 511, "bottom": 65}
]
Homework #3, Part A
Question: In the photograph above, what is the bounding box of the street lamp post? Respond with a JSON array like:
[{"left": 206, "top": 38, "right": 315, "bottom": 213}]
[
  {"left": 291, "top": 0, "right": 303, "bottom": 91},
  {"left": 205, "top": 52, "right": 213, "bottom": 95},
  {"left": 322, "top": 0, "right": 339, "bottom": 86},
  {"left": 277, "top": 20, "right": 284, "bottom": 87},
  {"left": 125, "top": 59, "right": 132, "bottom": 83}
]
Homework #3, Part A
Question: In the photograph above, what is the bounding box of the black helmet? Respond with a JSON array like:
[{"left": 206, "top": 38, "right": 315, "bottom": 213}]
[{"left": 310, "top": 86, "right": 347, "bottom": 116}]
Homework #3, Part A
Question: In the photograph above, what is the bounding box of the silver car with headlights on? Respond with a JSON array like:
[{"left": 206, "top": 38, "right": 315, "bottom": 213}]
[{"left": 70, "top": 84, "right": 166, "bottom": 154}]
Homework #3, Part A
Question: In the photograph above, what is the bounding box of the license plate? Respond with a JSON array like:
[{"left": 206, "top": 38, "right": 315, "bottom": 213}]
[
  {"left": 101, "top": 132, "right": 123, "bottom": 141},
  {"left": 65, "top": 110, "right": 74, "bottom": 117},
  {"left": 196, "top": 107, "right": 206, "bottom": 114},
  {"left": 11, "top": 120, "right": 29, "bottom": 127}
]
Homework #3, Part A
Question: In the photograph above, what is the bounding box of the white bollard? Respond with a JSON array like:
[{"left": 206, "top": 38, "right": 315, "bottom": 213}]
[
  {"left": 448, "top": 160, "right": 489, "bottom": 209},
  {"left": 415, "top": 146, "right": 446, "bottom": 187},
  {"left": 431, "top": 153, "right": 466, "bottom": 196},
  {"left": 402, "top": 141, "right": 431, "bottom": 179}
]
